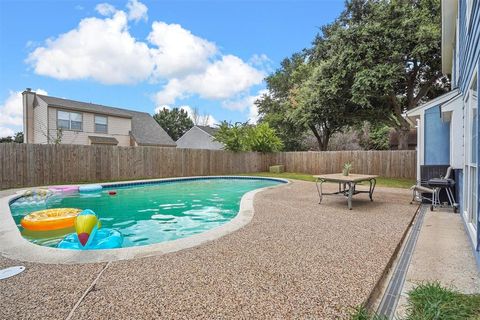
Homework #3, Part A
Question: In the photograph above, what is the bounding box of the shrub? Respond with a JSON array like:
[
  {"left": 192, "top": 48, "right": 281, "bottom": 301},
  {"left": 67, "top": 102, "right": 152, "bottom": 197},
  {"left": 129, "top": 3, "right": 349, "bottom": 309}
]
[{"left": 214, "top": 122, "right": 283, "bottom": 152}]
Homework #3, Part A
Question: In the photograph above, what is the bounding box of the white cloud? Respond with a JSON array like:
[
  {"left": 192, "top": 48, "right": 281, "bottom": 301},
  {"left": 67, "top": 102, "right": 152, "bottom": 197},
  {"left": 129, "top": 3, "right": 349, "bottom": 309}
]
[
  {"left": 182, "top": 55, "right": 264, "bottom": 100},
  {"left": 248, "top": 104, "right": 259, "bottom": 124},
  {"left": 126, "top": 0, "right": 148, "bottom": 22},
  {"left": 222, "top": 89, "right": 267, "bottom": 123},
  {"left": 154, "top": 79, "right": 184, "bottom": 105},
  {"left": 27, "top": 1, "right": 265, "bottom": 107},
  {"left": 249, "top": 53, "right": 274, "bottom": 73},
  {"left": 27, "top": 11, "right": 154, "bottom": 84},
  {"left": 95, "top": 3, "right": 116, "bottom": 16},
  {"left": 248, "top": 90, "right": 268, "bottom": 124},
  {"left": 154, "top": 55, "right": 264, "bottom": 105},
  {"left": 0, "top": 89, "right": 47, "bottom": 137},
  {"left": 0, "top": 127, "right": 14, "bottom": 137},
  {"left": 148, "top": 21, "right": 217, "bottom": 78},
  {"left": 223, "top": 93, "right": 258, "bottom": 111}
]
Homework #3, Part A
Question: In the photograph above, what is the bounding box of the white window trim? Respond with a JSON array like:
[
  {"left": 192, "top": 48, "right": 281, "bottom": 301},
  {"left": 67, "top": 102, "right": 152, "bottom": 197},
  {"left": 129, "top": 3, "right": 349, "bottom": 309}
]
[
  {"left": 56, "top": 109, "right": 83, "bottom": 132},
  {"left": 463, "top": 68, "right": 478, "bottom": 244},
  {"left": 94, "top": 114, "right": 109, "bottom": 134}
]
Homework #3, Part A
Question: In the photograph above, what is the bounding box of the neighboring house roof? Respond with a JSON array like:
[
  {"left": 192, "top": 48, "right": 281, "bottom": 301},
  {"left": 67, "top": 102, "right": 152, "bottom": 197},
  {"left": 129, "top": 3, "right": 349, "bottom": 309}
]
[
  {"left": 196, "top": 125, "right": 218, "bottom": 137},
  {"left": 36, "top": 94, "right": 176, "bottom": 147},
  {"left": 37, "top": 95, "right": 133, "bottom": 118},
  {"left": 89, "top": 136, "right": 119, "bottom": 145},
  {"left": 176, "top": 125, "right": 224, "bottom": 150},
  {"left": 129, "top": 112, "right": 176, "bottom": 146}
]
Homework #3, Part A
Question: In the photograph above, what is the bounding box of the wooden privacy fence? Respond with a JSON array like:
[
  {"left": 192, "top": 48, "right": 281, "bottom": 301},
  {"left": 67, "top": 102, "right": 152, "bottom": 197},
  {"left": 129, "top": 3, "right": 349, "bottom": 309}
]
[
  {"left": 270, "top": 151, "right": 416, "bottom": 179},
  {"left": 0, "top": 144, "right": 270, "bottom": 190},
  {"left": 0, "top": 144, "right": 416, "bottom": 190}
]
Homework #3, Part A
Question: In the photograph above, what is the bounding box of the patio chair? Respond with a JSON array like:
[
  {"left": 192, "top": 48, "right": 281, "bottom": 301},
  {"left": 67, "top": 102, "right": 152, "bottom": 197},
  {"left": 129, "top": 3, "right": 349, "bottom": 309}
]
[{"left": 410, "top": 166, "right": 457, "bottom": 212}]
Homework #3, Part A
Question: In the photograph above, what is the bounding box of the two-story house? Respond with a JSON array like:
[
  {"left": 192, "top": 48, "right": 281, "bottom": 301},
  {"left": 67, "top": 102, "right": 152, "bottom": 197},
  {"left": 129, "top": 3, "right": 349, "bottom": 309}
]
[
  {"left": 22, "top": 89, "right": 176, "bottom": 147},
  {"left": 405, "top": 0, "right": 479, "bottom": 265}
]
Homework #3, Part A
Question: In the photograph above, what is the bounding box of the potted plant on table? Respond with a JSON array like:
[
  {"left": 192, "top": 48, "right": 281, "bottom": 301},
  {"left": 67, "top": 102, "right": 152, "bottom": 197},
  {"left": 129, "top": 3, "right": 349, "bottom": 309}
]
[{"left": 342, "top": 162, "right": 353, "bottom": 176}]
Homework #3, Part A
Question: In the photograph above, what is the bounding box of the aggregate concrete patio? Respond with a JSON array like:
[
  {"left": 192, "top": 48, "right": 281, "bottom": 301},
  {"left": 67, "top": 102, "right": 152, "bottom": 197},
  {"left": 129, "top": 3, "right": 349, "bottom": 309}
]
[{"left": 0, "top": 180, "right": 417, "bottom": 319}]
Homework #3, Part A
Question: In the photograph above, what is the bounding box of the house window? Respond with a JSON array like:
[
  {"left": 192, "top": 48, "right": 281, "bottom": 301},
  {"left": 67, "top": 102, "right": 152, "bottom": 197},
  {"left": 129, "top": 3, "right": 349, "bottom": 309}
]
[
  {"left": 57, "top": 110, "right": 82, "bottom": 131},
  {"left": 95, "top": 115, "right": 108, "bottom": 134},
  {"left": 464, "top": 72, "right": 478, "bottom": 231}
]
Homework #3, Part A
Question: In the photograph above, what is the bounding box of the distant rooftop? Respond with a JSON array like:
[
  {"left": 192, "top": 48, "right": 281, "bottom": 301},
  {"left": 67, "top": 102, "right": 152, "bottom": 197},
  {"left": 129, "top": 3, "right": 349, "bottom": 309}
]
[{"left": 196, "top": 125, "right": 218, "bottom": 136}]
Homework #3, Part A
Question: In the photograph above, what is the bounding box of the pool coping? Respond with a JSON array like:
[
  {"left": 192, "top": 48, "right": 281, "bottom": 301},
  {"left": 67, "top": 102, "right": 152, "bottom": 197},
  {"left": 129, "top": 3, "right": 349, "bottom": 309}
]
[{"left": 0, "top": 176, "right": 289, "bottom": 264}]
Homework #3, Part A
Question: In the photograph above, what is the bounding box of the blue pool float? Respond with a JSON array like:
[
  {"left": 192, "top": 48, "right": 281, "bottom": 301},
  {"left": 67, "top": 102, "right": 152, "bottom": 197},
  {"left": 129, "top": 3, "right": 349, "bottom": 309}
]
[
  {"left": 58, "top": 228, "right": 123, "bottom": 250},
  {"left": 79, "top": 184, "right": 103, "bottom": 193},
  {"left": 57, "top": 209, "right": 123, "bottom": 250}
]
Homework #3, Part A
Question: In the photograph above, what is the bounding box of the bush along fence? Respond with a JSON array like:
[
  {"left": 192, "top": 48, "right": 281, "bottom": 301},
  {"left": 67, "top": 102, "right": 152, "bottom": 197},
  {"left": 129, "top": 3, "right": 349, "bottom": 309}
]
[{"left": 0, "top": 144, "right": 416, "bottom": 190}]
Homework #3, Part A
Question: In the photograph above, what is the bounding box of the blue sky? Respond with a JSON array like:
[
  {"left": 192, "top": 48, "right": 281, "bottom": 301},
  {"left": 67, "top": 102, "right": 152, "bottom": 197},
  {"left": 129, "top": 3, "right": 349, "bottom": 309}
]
[{"left": 0, "top": 0, "right": 344, "bottom": 137}]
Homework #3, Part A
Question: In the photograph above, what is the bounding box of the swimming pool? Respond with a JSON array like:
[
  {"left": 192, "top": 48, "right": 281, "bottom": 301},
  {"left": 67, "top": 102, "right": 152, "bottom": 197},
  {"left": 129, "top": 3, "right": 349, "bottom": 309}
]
[{"left": 9, "top": 177, "right": 284, "bottom": 250}]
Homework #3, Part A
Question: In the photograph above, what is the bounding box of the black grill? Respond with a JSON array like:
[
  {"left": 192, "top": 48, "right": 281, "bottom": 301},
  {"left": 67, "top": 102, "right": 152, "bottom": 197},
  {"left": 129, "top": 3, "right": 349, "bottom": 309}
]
[{"left": 420, "top": 165, "right": 455, "bottom": 204}]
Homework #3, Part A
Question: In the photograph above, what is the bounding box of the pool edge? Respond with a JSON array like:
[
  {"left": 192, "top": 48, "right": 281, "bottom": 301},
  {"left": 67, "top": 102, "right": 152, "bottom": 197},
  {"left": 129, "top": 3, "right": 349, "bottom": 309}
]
[{"left": 0, "top": 176, "right": 290, "bottom": 264}]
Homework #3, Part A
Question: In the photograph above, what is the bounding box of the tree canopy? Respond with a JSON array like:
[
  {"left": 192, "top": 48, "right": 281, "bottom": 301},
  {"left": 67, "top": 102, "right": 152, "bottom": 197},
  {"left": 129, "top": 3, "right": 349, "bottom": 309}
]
[
  {"left": 0, "top": 132, "right": 24, "bottom": 143},
  {"left": 335, "top": 0, "right": 447, "bottom": 148},
  {"left": 153, "top": 108, "right": 194, "bottom": 141},
  {"left": 214, "top": 122, "right": 283, "bottom": 153},
  {"left": 256, "top": 0, "right": 446, "bottom": 150},
  {"left": 255, "top": 53, "right": 310, "bottom": 151}
]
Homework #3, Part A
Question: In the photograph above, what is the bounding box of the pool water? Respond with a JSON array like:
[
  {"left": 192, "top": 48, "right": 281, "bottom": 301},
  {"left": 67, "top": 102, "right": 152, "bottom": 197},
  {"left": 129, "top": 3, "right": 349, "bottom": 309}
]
[{"left": 9, "top": 178, "right": 282, "bottom": 249}]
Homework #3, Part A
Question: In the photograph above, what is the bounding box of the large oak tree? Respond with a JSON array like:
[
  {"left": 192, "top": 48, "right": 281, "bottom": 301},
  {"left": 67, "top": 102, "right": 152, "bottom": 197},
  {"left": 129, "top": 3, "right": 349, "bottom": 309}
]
[
  {"left": 334, "top": 0, "right": 448, "bottom": 149},
  {"left": 257, "top": 0, "right": 447, "bottom": 150}
]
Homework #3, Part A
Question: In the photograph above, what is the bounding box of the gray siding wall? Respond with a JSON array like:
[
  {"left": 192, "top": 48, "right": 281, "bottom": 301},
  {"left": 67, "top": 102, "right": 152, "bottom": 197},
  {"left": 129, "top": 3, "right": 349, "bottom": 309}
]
[
  {"left": 176, "top": 126, "right": 224, "bottom": 150},
  {"left": 33, "top": 98, "right": 49, "bottom": 144}
]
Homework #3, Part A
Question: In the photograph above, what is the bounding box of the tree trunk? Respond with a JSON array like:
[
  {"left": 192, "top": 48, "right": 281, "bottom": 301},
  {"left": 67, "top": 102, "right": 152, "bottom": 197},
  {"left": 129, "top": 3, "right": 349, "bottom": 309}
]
[
  {"left": 309, "top": 124, "right": 329, "bottom": 151},
  {"left": 389, "top": 95, "right": 412, "bottom": 150},
  {"left": 396, "top": 124, "right": 410, "bottom": 150}
]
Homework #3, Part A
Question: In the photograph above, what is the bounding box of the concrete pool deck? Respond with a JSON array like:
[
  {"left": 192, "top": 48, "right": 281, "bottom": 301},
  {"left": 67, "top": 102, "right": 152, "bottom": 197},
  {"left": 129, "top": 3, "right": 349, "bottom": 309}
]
[
  {"left": 394, "top": 208, "right": 480, "bottom": 318},
  {"left": 0, "top": 180, "right": 416, "bottom": 319}
]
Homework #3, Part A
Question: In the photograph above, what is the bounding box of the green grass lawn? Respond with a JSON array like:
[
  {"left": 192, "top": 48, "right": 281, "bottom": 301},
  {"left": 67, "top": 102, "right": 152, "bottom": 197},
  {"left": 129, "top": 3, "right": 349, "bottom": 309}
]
[
  {"left": 35, "top": 172, "right": 414, "bottom": 190},
  {"left": 350, "top": 282, "right": 480, "bottom": 319},
  {"left": 240, "top": 172, "right": 415, "bottom": 189}
]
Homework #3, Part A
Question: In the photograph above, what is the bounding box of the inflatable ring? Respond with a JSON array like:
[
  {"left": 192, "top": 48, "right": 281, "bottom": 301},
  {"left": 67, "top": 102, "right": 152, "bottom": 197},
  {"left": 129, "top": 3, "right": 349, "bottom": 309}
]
[
  {"left": 79, "top": 184, "right": 103, "bottom": 193},
  {"left": 21, "top": 208, "right": 82, "bottom": 231},
  {"left": 49, "top": 185, "right": 79, "bottom": 193},
  {"left": 58, "top": 229, "right": 123, "bottom": 250}
]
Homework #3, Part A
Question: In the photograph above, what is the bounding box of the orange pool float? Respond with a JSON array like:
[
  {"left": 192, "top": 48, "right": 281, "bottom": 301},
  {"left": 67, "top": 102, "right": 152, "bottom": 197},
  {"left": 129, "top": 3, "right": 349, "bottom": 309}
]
[{"left": 21, "top": 208, "right": 82, "bottom": 231}]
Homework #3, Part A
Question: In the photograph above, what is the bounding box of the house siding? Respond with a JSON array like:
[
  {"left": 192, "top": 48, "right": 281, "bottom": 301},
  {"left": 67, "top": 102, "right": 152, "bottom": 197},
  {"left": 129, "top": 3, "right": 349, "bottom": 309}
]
[
  {"left": 47, "top": 107, "right": 132, "bottom": 146},
  {"left": 33, "top": 97, "right": 49, "bottom": 144},
  {"left": 402, "top": 0, "right": 480, "bottom": 265},
  {"left": 176, "top": 127, "right": 224, "bottom": 150},
  {"left": 424, "top": 106, "right": 450, "bottom": 165},
  {"left": 457, "top": 0, "right": 480, "bottom": 264},
  {"left": 458, "top": 0, "right": 479, "bottom": 93}
]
